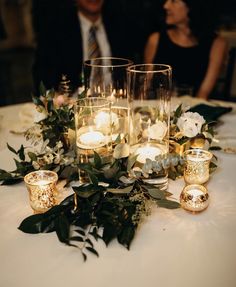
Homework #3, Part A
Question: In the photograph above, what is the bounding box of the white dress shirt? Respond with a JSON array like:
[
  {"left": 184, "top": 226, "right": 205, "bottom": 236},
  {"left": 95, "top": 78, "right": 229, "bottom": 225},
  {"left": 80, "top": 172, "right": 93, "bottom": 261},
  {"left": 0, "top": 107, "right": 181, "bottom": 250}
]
[{"left": 78, "top": 12, "right": 112, "bottom": 62}]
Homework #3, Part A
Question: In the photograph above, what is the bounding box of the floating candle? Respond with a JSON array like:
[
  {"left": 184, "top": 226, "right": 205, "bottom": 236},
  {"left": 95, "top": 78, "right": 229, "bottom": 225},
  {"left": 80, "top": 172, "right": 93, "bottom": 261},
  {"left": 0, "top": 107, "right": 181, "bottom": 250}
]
[
  {"left": 79, "top": 130, "right": 105, "bottom": 148},
  {"left": 135, "top": 145, "right": 162, "bottom": 164}
]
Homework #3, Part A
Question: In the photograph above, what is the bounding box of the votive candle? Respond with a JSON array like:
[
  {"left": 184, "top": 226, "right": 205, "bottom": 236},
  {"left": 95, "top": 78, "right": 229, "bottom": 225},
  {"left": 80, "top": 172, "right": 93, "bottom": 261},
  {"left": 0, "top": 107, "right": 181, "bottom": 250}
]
[
  {"left": 24, "top": 170, "right": 58, "bottom": 214},
  {"left": 183, "top": 149, "right": 213, "bottom": 185}
]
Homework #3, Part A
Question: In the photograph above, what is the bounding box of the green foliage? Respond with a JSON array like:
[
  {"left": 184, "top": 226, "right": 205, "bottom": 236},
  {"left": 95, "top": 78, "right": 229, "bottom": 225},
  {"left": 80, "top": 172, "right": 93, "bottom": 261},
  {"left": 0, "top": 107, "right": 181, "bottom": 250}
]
[
  {"left": 18, "top": 170, "right": 180, "bottom": 260},
  {"left": 1, "top": 95, "right": 219, "bottom": 261}
]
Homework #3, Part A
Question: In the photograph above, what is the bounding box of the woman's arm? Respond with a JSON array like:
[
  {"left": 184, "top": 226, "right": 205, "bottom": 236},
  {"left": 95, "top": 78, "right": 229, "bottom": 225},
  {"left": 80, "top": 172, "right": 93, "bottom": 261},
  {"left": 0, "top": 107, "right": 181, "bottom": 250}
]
[
  {"left": 144, "top": 32, "right": 160, "bottom": 63},
  {"left": 196, "top": 36, "right": 228, "bottom": 100}
]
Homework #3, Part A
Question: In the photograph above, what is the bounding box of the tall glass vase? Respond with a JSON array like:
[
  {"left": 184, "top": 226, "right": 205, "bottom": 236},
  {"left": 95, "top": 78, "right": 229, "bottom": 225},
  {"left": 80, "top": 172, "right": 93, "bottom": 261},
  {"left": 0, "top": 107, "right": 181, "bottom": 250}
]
[
  {"left": 83, "top": 57, "right": 133, "bottom": 143},
  {"left": 127, "top": 64, "right": 172, "bottom": 191}
]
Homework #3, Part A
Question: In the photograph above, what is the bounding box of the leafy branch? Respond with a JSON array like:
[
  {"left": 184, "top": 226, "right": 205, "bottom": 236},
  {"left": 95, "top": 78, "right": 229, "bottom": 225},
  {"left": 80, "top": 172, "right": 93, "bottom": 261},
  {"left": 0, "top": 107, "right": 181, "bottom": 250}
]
[{"left": 18, "top": 172, "right": 180, "bottom": 260}]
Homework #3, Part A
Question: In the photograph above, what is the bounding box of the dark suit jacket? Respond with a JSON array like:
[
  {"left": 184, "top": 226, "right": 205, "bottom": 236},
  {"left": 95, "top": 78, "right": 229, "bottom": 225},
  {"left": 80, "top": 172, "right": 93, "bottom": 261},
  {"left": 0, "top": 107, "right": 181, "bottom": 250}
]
[{"left": 32, "top": 0, "right": 134, "bottom": 93}]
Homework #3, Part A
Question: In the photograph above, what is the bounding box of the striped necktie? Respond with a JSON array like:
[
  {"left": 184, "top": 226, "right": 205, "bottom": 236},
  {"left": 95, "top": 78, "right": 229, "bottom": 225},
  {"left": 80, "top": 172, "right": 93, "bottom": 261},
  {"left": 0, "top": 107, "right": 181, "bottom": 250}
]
[{"left": 88, "top": 25, "right": 101, "bottom": 59}]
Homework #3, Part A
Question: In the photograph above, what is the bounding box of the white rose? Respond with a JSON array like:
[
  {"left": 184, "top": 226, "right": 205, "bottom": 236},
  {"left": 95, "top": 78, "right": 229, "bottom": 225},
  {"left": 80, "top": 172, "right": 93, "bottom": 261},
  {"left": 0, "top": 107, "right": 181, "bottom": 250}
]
[
  {"left": 148, "top": 121, "right": 167, "bottom": 140},
  {"left": 94, "top": 111, "right": 119, "bottom": 131},
  {"left": 177, "top": 112, "right": 205, "bottom": 138}
]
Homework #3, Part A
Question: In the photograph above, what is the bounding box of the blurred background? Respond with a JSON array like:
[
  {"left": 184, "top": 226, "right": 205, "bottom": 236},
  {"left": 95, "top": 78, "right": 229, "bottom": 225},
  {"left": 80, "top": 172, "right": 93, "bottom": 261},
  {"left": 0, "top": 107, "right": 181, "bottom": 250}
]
[{"left": 0, "top": 0, "right": 236, "bottom": 106}]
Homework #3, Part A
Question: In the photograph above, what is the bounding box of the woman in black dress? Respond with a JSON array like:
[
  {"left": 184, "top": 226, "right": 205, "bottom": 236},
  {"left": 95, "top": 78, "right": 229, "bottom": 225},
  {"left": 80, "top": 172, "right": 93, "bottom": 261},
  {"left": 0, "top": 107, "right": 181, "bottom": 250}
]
[{"left": 144, "top": 0, "right": 227, "bottom": 100}]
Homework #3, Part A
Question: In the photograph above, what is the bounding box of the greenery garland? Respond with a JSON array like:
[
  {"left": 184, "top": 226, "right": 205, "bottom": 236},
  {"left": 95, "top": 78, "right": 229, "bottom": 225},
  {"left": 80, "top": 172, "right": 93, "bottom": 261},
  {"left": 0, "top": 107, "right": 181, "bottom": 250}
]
[{"left": 0, "top": 83, "right": 218, "bottom": 260}]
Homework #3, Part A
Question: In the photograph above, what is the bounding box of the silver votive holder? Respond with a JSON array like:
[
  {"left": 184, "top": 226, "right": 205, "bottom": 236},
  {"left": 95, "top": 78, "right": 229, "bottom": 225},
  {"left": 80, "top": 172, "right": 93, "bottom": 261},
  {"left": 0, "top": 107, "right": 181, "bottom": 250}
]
[
  {"left": 183, "top": 149, "right": 213, "bottom": 185},
  {"left": 24, "top": 170, "right": 58, "bottom": 214},
  {"left": 180, "top": 184, "right": 210, "bottom": 213}
]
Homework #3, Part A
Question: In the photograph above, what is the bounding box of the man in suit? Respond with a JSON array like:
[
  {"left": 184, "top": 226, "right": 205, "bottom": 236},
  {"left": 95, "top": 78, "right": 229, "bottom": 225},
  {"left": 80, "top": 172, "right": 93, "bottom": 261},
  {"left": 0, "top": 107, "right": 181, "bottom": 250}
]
[{"left": 32, "top": 0, "right": 134, "bottom": 93}]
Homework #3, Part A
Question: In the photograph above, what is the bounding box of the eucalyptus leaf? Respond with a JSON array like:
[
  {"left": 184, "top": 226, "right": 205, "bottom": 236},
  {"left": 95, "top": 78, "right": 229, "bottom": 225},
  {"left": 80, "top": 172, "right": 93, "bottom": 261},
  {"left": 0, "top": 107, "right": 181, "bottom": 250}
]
[
  {"left": 157, "top": 199, "right": 180, "bottom": 209},
  {"left": 127, "top": 154, "right": 138, "bottom": 171},
  {"left": 107, "top": 185, "right": 134, "bottom": 194},
  {"left": 147, "top": 188, "right": 166, "bottom": 200},
  {"left": 28, "top": 152, "right": 38, "bottom": 162},
  {"left": 75, "top": 190, "right": 97, "bottom": 198}
]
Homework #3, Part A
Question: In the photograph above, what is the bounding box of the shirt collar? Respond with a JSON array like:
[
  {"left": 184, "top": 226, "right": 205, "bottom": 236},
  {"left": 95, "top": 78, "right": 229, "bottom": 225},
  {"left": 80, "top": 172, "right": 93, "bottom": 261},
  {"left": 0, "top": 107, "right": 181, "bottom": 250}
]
[{"left": 78, "top": 12, "right": 102, "bottom": 31}]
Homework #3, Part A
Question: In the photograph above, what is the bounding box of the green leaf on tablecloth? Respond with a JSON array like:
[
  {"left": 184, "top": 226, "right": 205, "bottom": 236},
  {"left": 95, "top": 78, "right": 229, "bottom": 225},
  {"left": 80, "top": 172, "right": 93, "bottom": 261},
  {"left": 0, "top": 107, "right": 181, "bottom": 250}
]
[
  {"left": 146, "top": 188, "right": 166, "bottom": 200},
  {"left": 209, "top": 146, "right": 222, "bottom": 151},
  {"left": 0, "top": 170, "right": 23, "bottom": 185},
  {"left": 82, "top": 253, "right": 87, "bottom": 262},
  {"left": 70, "top": 236, "right": 84, "bottom": 242},
  {"left": 157, "top": 199, "right": 180, "bottom": 209},
  {"left": 18, "top": 205, "right": 68, "bottom": 234},
  {"left": 18, "top": 145, "right": 25, "bottom": 161},
  {"left": 55, "top": 214, "right": 70, "bottom": 244},
  {"left": 7, "top": 143, "right": 17, "bottom": 154},
  {"left": 210, "top": 161, "right": 217, "bottom": 173},
  {"left": 102, "top": 223, "right": 118, "bottom": 246},
  {"left": 85, "top": 238, "right": 94, "bottom": 248},
  {"left": 89, "top": 227, "right": 102, "bottom": 241},
  {"left": 85, "top": 246, "right": 99, "bottom": 257},
  {"left": 118, "top": 225, "right": 135, "bottom": 250},
  {"left": 28, "top": 152, "right": 38, "bottom": 162}
]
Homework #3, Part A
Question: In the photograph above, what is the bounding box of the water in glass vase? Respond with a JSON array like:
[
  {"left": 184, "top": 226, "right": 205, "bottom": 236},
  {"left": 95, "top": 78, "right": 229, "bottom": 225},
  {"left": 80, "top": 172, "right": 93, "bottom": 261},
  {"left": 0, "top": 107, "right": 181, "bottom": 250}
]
[{"left": 130, "top": 142, "right": 169, "bottom": 190}]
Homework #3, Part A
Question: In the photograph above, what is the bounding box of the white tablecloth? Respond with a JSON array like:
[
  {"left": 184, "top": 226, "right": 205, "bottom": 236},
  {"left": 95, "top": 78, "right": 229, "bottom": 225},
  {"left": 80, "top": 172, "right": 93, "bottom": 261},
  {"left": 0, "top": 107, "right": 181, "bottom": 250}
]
[{"left": 0, "top": 98, "right": 236, "bottom": 287}]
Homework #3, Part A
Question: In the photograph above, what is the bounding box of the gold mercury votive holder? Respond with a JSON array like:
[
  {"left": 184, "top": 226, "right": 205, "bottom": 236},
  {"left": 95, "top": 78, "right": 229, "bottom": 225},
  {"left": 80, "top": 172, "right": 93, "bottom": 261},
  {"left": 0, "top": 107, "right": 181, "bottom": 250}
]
[
  {"left": 180, "top": 184, "right": 210, "bottom": 213},
  {"left": 24, "top": 170, "right": 58, "bottom": 214},
  {"left": 183, "top": 149, "right": 213, "bottom": 185}
]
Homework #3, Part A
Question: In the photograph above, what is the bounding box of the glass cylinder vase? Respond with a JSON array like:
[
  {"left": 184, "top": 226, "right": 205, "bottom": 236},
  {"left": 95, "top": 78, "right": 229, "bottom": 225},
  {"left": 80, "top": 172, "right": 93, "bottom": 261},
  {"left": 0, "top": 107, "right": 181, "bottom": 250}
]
[
  {"left": 83, "top": 57, "right": 133, "bottom": 143},
  {"left": 74, "top": 97, "right": 112, "bottom": 182},
  {"left": 127, "top": 64, "right": 172, "bottom": 191}
]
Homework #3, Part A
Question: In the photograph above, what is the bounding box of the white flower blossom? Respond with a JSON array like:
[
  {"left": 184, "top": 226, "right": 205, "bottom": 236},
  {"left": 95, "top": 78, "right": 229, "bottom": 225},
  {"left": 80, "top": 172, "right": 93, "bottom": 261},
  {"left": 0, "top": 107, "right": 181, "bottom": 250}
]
[
  {"left": 43, "top": 153, "right": 54, "bottom": 164},
  {"left": 94, "top": 111, "right": 119, "bottom": 131},
  {"left": 148, "top": 121, "right": 167, "bottom": 140},
  {"left": 177, "top": 112, "right": 205, "bottom": 138}
]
